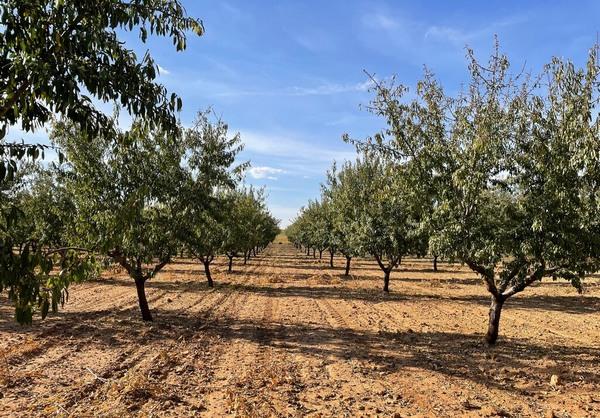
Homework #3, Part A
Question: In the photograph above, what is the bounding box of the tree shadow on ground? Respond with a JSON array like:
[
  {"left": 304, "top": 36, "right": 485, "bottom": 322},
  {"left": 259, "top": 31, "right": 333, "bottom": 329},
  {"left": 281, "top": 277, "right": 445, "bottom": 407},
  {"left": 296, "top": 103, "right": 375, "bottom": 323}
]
[
  {"left": 69, "top": 276, "right": 599, "bottom": 315},
  {"left": 253, "top": 262, "right": 461, "bottom": 275}
]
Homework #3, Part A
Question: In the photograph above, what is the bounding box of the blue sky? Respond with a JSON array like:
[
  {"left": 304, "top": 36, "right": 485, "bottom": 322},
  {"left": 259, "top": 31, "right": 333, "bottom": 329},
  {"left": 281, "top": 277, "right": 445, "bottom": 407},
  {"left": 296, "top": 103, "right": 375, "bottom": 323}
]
[{"left": 8, "top": 1, "right": 600, "bottom": 226}]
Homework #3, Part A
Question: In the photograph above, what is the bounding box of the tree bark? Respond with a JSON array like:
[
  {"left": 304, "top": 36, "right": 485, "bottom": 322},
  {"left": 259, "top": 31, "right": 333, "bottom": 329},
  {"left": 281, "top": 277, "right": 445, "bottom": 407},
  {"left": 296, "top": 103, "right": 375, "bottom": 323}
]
[
  {"left": 228, "top": 255, "right": 234, "bottom": 272},
  {"left": 244, "top": 251, "right": 248, "bottom": 264},
  {"left": 329, "top": 249, "right": 334, "bottom": 268},
  {"left": 383, "top": 270, "right": 391, "bottom": 293},
  {"left": 344, "top": 256, "right": 351, "bottom": 276},
  {"left": 313, "top": 248, "right": 316, "bottom": 258},
  {"left": 486, "top": 295, "right": 505, "bottom": 344},
  {"left": 203, "top": 260, "right": 214, "bottom": 287},
  {"left": 433, "top": 255, "right": 438, "bottom": 272},
  {"left": 134, "top": 277, "right": 153, "bottom": 321},
  {"left": 319, "top": 249, "right": 323, "bottom": 259},
  {"left": 306, "top": 247, "right": 310, "bottom": 256}
]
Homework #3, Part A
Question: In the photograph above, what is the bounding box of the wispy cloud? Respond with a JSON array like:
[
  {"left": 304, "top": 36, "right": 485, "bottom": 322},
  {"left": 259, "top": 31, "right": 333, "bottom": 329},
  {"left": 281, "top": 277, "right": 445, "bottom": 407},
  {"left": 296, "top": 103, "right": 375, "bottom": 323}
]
[
  {"left": 248, "top": 166, "right": 285, "bottom": 180},
  {"left": 289, "top": 80, "right": 374, "bottom": 96},
  {"left": 157, "top": 64, "right": 170, "bottom": 76},
  {"left": 361, "top": 9, "right": 529, "bottom": 53},
  {"left": 424, "top": 16, "right": 529, "bottom": 45},
  {"left": 240, "top": 130, "right": 355, "bottom": 175},
  {"left": 202, "top": 79, "right": 374, "bottom": 98},
  {"left": 363, "top": 13, "right": 400, "bottom": 31}
]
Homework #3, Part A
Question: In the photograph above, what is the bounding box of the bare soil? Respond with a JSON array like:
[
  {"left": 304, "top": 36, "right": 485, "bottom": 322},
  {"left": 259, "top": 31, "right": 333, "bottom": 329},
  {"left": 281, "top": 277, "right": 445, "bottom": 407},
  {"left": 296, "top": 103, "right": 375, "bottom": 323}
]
[{"left": 1, "top": 239, "right": 599, "bottom": 417}]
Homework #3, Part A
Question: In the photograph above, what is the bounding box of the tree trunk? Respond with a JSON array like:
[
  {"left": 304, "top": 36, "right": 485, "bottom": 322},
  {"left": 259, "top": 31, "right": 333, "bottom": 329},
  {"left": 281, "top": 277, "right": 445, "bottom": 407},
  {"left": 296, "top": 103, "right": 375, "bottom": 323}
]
[
  {"left": 319, "top": 249, "right": 323, "bottom": 259},
  {"left": 433, "top": 255, "right": 438, "bottom": 272},
  {"left": 344, "top": 256, "right": 351, "bottom": 276},
  {"left": 203, "top": 260, "right": 214, "bottom": 287},
  {"left": 329, "top": 249, "right": 334, "bottom": 268},
  {"left": 313, "top": 248, "right": 316, "bottom": 258},
  {"left": 134, "top": 277, "right": 153, "bottom": 321},
  {"left": 383, "top": 270, "right": 391, "bottom": 293},
  {"left": 486, "top": 295, "right": 505, "bottom": 344},
  {"left": 228, "top": 255, "right": 233, "bottom": 272},
  {"left": 244, "top": 251, "right": 248, "bottom": 264},
  {"left": 253, "top": 247, "right": 257, "bottom": 257},
  {"left": 306, "top": 247, "right": 310, "bottom": 256}
]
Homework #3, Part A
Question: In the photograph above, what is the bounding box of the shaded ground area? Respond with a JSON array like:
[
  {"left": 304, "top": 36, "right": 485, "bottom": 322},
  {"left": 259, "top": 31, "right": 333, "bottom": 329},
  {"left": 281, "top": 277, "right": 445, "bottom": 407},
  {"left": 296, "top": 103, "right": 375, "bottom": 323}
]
[{"left": 1, "top": 240, "right": 599, "bottom": 417}]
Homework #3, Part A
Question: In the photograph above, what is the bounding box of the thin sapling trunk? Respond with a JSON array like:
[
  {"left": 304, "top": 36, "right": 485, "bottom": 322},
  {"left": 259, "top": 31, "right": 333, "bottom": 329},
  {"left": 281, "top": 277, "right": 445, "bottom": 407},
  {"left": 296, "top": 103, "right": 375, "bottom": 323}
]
[
  {"left": 344, "top": 255, "right": 352, "bottom": 276},
  {"left": 134, "top": 276, "right": 153, "bottom": 321},
  {"left": 201, "top": 256, "right": 214, "bottom": 287},
  {"left": 227, "top": 254, "right": 234, "bottom": 272}
]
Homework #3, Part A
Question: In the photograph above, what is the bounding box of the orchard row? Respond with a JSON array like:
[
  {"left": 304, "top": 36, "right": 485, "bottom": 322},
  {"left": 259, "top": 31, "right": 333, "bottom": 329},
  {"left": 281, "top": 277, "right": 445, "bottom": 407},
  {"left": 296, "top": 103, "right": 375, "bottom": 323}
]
[
  {"left": 287, "top": 43, "right": 600, "bottom": 344},
  {"left": 2, "top": 111, "right": 279, "bottom": 323}
]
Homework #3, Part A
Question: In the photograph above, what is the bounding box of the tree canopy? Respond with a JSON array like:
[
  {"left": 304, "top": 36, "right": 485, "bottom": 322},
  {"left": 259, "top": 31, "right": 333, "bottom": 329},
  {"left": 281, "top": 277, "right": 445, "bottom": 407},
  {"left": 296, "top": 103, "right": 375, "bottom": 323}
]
[{"left": 0, "top": 0, "right": 203, "bottom": 142}]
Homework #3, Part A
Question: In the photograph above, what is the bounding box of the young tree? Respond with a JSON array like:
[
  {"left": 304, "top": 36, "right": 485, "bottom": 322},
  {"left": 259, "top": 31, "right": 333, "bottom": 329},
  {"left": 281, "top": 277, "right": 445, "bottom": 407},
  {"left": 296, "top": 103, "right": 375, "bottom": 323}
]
[
  {"left": 291, "top": 153, "right": 419, "bottom": 291},
  {"left": 322, "top": 162, "right": 360, "bottom": 276},
  {"left": 432, "top": 45, "right": 600, "bottom": 343},
  {"left": 52, "top": 119, "right": 186, "bottom": 321},
  {"left": 347, "top": 154, "right": 418, "bottom": 292},
  {"left": 177, "top": 110, "right": 246, "bottom": 287},
  {"left": 364, "top": 42, "right": 600, "bottom": 343},
  {"left": 221, "top": 190, "right": 249, "bottom": 273},
  {"left": 222, "top": 187, "right": 279, "bottom": 271}
]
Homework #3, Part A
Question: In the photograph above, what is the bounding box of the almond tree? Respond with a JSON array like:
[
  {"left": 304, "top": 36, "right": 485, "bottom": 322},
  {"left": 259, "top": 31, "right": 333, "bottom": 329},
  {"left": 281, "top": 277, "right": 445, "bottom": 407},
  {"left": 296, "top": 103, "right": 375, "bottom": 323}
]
[
  {"left": 432, "top": 45, "right": 600, "bottom": 343},
  {"left": 365, "top": 42, "right": 600, "bottom": 343},
  {"left": 321, "top": 162, "right": 360, "bottom": 276},
  {"left": 0, "top": 0, "right": 203, "bottom": 143},
  {"left": 291, "top": 153, "right": 419, "bottom": 292},
  {"left": 52, "top": 118, "right": 186, "bottom": 321},
  {"left": 177, "top": 110, "right": 245, "bottom": 287},
  {"left": 345, "top": 153, "right": 418, "bottom": 292}
]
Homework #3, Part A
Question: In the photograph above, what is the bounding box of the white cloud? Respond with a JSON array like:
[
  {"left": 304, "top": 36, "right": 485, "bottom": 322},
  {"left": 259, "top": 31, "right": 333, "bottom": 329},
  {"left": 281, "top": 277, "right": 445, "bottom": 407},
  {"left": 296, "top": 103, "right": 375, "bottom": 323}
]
[
  {"left": 157, "top": 65, "right": 170, "bottom": 75},
  {"left": 361, "top": 9, "right": 529, "bottom": 53},
  {"left": 268, "top": 205, "right": 301, "bottom": 228},
  {"left": 240, "top": 130, "right": 355, "bottom": 175},
  {"left": 424, "top": 26, "right": 471, "bottom": 44},
  {"left": 364, "top": 13, "right": 400, "bottom": 31},
  {"left": 191, "top": 78, "right": 374, "bottom": 98},
  {"left": 423, "top": 15, "right": 529, "bottom": 46},
  {"left": 248, "top": 166, "right": 285, "bottom": 180},
  {"left": 289, "top": 80, "right": 374, "bottom": 96}
]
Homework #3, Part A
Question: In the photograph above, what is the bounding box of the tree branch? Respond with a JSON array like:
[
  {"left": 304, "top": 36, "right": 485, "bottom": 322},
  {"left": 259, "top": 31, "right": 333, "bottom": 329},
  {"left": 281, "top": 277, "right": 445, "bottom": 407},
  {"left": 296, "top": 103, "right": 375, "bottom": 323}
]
[{"left": 465, "top": 259, "right": 498, "bottom": 296}]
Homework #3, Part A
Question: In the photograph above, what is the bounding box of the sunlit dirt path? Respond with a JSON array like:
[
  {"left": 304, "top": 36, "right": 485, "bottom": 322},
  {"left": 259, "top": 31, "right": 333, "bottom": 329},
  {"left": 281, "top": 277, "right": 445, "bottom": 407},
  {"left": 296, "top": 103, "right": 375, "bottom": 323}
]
[{"left": 1, "top": 238, "right": 599, "bottom": 417}]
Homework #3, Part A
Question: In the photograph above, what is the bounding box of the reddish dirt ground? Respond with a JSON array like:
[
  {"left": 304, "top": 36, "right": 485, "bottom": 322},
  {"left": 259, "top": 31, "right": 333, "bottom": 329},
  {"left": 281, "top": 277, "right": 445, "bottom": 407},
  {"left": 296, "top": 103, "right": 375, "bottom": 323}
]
[{"left": 1, "top": 238, "right": 599, "bottom": 417}]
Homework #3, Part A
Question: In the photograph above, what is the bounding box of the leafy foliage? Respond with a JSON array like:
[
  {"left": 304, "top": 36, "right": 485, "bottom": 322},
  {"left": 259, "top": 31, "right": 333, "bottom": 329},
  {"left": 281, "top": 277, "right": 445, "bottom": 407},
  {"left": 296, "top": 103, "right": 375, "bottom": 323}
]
[
  {"left": 0, "top": 0, "right": 202, "bottom": 323},
  {"left": 0, "top": 165, "right": 97, "bottom": 323},
  {"left": 290, "top": 42, "right": 600, "bottom": 343},
  {"left": 0, "top": 0, "right": 203, "bottom": 140},
  {"left": 52, "top": 117, "right": 186, "bottom": 320}
]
